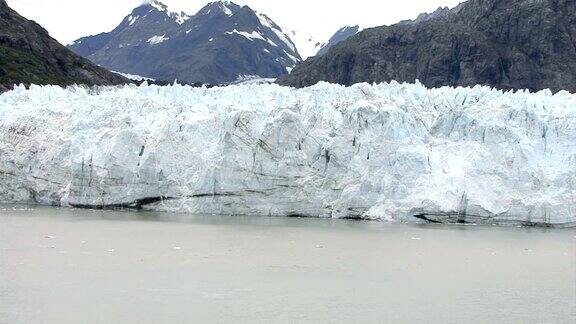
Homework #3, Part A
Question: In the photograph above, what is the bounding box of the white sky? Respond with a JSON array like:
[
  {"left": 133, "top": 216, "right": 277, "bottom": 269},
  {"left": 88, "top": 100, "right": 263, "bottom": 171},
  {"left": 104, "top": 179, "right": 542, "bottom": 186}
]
[{"left": 7, "top": 0, "right": 466, "bottom": 44}]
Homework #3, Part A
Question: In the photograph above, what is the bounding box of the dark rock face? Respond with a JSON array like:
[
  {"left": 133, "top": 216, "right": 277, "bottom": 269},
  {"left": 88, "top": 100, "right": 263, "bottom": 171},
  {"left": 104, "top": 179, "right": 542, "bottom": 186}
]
[
  {"left": 0, "top": 0, "right": 127, "bottom": 92},
  {"left": 399, "top": 5, "right": 464, "bottom": 26},
  {"left": 278, "top": 0, "right": 576, "bottom": 93},
  {"left": 69, "top": 1, "right": 301, "bottom": 85},
  {"left": 317, "top": 25, "right": 360, "bottom": 56}
]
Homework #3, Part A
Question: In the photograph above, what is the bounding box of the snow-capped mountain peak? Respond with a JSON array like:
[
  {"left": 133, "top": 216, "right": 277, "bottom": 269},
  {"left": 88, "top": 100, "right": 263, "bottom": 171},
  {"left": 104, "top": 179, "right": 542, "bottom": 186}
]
[
  {"left": 68, "top": 0, "right": 301, "bottom": 84},
  {"left": 172, "top": 12, "right": 191, "bottom": 25},
  {"left": 137, "top": 0, "right": 191, "bottom": 25},
  {"left": 218, "top": 1, "right": 235, "bottom": 16},
  {"left": 198, "top": 1, "right": 241, "bottom": 16},
  {"left": 146, "top": 0, "right": 167, "bottom": 12}
]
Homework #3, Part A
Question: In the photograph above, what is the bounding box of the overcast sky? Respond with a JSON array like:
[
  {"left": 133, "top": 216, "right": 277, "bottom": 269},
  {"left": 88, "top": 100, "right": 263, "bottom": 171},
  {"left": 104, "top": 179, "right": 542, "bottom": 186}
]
[{"left": 7, "top": 0, "right": 466, "bottom": 44}]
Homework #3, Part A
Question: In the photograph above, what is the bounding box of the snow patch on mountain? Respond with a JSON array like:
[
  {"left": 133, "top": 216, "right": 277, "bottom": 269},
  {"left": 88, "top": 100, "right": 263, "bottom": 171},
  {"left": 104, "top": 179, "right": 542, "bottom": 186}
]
[
  {"left": 283, "top": 50, "right": 299, "bottom": 63},
  {"left": 266, "top": 39, "right": 277, "bottom": 47},
  {"left": 128, "top": 15, "right": 139, "bottom": 26},
  {"left": 147, "top": 0, "right": 167, "bottom": 12},
  {"left": 173, "top": 12, "right": 190, "bottom": 25},
  {"left": 147, "top": 35, "right": 169, "bottom": 45},
  {"left": 232, "top": 75, "right": 276, "bottom": 85},
  {"left": 256, "top": 13, "right": 296, "bottom": 53},
  {"left": 141, "top": 0, "right": 190, "bottom": 25},
  {"left": 226, "top": 29, "right": 266, "bottom": 42},
  {"left": 112, "top": 71, "right": 155, "bottom": 82},
  {"left": 221, "top": 2, "right": 233, "bottom": 16}
]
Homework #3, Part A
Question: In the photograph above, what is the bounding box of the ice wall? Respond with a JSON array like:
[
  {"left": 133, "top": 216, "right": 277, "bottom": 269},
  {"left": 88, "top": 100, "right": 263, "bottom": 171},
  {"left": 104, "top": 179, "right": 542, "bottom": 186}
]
[{"left": 0, "top": 82, "right": 574, "bottom": 226}]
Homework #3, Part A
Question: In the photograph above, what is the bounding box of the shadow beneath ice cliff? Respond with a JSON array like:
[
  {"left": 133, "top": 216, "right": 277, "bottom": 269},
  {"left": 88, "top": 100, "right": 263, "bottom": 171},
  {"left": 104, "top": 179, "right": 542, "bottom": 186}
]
[{"left": 413, "top": 213, "right": 574, "bottom": 229}]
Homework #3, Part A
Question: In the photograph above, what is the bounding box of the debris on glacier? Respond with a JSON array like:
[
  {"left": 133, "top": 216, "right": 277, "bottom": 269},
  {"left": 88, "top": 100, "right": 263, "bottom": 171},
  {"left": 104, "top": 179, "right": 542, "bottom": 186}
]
[{"left": 0, "top": 81, "right": 574, "bottom": 227}]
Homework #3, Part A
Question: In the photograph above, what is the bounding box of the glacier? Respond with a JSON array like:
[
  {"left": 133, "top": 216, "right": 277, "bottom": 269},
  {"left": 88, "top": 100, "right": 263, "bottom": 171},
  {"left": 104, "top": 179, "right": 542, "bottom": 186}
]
[{"left": 0, "top": 82, "right": 574, "bottom": 227}]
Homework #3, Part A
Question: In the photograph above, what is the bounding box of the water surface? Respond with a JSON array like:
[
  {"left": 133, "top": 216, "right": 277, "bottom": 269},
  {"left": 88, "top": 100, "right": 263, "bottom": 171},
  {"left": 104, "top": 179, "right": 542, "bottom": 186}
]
[{"left": 1, "top": 205, "right": 574, "bottom": 323}]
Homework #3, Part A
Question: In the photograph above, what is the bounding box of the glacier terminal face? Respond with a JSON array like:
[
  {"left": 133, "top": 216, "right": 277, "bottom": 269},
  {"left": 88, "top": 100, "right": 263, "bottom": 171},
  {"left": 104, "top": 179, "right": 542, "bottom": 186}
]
[{"left": 0, "top": 82, "right": 574, "bottom": 226}]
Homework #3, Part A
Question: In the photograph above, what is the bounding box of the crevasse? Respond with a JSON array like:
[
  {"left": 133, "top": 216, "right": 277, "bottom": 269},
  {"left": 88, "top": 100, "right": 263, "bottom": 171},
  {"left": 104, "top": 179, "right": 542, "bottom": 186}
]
[{"left": 0, "top": 82, "right": 574, "bottom": 226}]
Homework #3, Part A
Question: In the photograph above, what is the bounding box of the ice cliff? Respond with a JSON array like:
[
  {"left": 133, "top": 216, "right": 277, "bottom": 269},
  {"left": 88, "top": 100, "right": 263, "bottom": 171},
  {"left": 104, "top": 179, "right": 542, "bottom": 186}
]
[{"left": 0, "top": 82, "right": 574, "bottom": 226}]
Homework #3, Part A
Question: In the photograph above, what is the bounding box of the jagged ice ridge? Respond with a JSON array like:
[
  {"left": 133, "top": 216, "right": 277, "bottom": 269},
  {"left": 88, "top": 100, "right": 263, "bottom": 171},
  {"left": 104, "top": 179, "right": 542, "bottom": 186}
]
[{"left": 0, "top": 82, "right": 574, "bottom": 226}]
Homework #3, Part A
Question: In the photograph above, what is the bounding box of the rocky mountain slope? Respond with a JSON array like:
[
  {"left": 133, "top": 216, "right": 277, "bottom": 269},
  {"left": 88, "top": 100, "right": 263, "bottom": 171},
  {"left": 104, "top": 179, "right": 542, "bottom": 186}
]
[
  {"left": 278, "top": 0, "right": 576, "bottom": 93},
  {"left": 69, "top": 0, "right": 301, "bottom": 84},
  {"left": 1, "top": 82, "right": 574, "bottom": 227},
  {"left": 317, "top": 25, "right": 360, "bottom": 56},
  {"left": 0, "top": 0, "right": 127, "bottom": 93},
  {"left": 398, "top": 5, "right": 464, "bottom": 26}
]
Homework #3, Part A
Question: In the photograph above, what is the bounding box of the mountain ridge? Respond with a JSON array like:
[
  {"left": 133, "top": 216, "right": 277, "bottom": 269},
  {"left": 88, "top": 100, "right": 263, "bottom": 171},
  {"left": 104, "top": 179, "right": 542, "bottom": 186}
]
[
  {"left": 0, "top": 0, "right": 127, "bottom": 92},
  {"left": 68, "top": 0, "right": 301, "bottom": 84},
  {"left": 278, "top": 0, "right": 576, "bottom": 93},
  {"left": 317, "top": 25, "right": 361, "bottom": 56}
]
